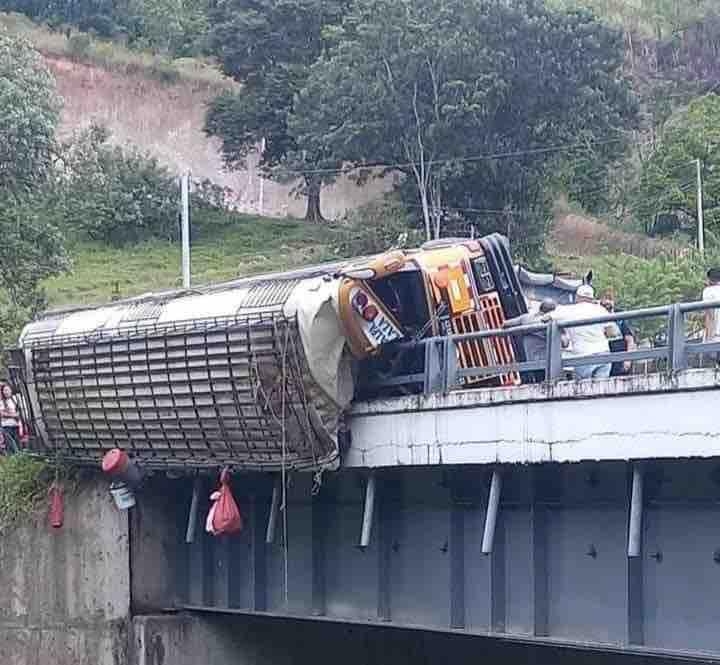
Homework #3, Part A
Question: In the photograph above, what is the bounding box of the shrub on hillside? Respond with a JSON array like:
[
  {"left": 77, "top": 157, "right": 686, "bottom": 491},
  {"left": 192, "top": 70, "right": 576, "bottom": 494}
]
[
  {"left": 55, "top": 125, "right": 178, "bottom": 245},
  {"left": 577, "top": 251, "right": 718, "bottom": 340},
  {"left": 336, "top": 198, "right": 423, "bottom": 256}
]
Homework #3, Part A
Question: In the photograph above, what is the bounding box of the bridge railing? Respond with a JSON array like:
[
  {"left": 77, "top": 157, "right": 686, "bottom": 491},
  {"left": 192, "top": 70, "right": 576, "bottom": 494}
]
[{"left": 373, "top": 299, "right": 720, "bottom": 396}]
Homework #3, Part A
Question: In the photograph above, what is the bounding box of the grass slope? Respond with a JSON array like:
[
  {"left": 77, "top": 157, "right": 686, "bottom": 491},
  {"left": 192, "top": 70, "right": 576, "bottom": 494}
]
[
  {"left": 0, "top": 11, "right": 230, "bottom": 89},
  {"left": 44, "top": 215, "right": 340, "bottom": 308}
]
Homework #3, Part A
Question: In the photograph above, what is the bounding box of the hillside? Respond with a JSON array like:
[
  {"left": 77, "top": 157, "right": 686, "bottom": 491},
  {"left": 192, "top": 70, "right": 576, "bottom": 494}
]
[
  {"left": 44, "top": 214, "right": 340, "bottom": 307},
  {"left": 0, "top": 12, "right": 388, "bottom": 220}
]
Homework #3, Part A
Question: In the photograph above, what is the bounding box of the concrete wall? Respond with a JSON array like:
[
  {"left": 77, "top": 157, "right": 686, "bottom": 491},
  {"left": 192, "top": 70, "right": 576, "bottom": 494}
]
[
  {"left": 0, "top": 475, "right": 130, "bottom": 665},
  {"left": 132, "top": 613, "right": 665, "bottom": 665}
]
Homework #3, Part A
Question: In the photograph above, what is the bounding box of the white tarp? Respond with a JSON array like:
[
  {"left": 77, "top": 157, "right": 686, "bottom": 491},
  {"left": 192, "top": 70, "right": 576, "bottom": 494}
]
[{"left": 283, "top": 278, "right": 354, "bottom": 410}]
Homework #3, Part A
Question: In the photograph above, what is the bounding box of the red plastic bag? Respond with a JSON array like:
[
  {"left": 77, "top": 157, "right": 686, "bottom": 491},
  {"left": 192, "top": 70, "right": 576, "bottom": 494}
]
[
  {"left": 209, "top": 468, "right": 243, "bottom": 536},
  {"left": 48, "top": 482, "right": 64, "bottom": 529}
]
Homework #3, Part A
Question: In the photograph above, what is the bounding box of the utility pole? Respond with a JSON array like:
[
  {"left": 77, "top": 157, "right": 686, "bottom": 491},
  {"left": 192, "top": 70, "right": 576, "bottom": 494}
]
[
  {"left": 696, "top": 158, "right": 705, "bottom": 256},
  {"left": 258, "top": 137, "right": 266, "bottom": 217},
  {"left": 181, "top": 172, "right": 191, "bottom": 288}
]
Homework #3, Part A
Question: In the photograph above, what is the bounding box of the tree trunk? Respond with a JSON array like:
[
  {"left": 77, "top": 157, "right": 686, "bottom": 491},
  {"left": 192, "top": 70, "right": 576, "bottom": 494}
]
[{"left": 304, "top": 178, "right": 325, "bottom": 223}]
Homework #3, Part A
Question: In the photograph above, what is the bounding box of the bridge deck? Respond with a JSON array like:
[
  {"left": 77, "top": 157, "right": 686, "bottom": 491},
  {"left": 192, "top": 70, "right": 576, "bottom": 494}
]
[{"left": 347, "top": 368, "right": 720, "bottom": 468}]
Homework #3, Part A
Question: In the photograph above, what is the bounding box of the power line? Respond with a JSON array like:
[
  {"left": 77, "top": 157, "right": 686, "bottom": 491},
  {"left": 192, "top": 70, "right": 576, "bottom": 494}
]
[{"left": 269, "top": 136, "right": 632, "bottom": 178}]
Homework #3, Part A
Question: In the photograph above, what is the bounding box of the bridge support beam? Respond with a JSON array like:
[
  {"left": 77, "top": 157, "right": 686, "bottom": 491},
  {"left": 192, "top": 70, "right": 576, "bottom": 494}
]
[
  {"left": 482, "top": 470, "right": 502, "bottom": 554},
  {"left": 377, "top": 473, "right": 397, "bottom": 622},
  {"left": 185, "top": 476, "right": 201, "bottom": 544},
  {"left": 265, "top": 476, "right": 281, "bottom": 545},
  {"left": 627, "top": 465, "right": 644, "bottom": 646},
  {"left": 252, "top": 493, "right": 268, "bottom": 612},
  {"left": 359, "top": 472, "right": 376, "bottom": 549},
  {"left": 312, "top": 495, "right": 327, "bottom": 616},
  {"left": 449, "top": 474, "right": 465, "bottom": 630},
  {"left": 628, "top": 466, "right": 644, "bottom": 558},
  {"left": 531, "top": 469, "right": 549, "bottom": 638}
]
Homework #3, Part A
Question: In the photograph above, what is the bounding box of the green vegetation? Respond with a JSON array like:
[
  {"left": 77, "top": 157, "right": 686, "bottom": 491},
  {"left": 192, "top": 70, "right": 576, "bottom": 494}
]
[
  {"left": 635, "top": 95, "right": 720, "bottom": 238},
  {"left": 0, "top": 0, "right": 209, "bottom": 57},
  {"left": 0, "top": 12, "right": 228, "bottom": 88},
  {"left": 0, "top": 33, "right": 67, "bottom": 347},
  {"left": 206, "top": 0, "right": 635, "bottom": 254},
  {"left": 0, "top": 453, "right": 52, "bottom": 532},
  {"left": 54, "top": 125, "right": 179, "bottom": 246},
  {"left": 204, "top": 0, "right": 348, "bottom": 222},
  {"left": 43, "top": 213, "right": 341, "bottom": 307},
  {"left": 549, "top": 0, "right": 716, "bottom": 40}
]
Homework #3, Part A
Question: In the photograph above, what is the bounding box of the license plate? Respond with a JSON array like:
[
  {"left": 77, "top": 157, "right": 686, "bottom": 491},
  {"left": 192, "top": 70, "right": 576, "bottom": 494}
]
[
  {"left": 360, "top": 311, "right": 403, "bottom": 346},
  {"left": 349, "top": 287, "right": 403, "bottom": 348}
]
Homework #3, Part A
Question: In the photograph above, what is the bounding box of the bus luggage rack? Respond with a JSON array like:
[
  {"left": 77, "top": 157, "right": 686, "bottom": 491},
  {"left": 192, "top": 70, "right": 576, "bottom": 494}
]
[{"left": 13, "top": 313, "right": 339, "bottom": 470}]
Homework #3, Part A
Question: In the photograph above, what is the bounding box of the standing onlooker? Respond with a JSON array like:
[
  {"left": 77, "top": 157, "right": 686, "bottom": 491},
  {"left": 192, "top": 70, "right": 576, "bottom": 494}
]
[
  {"left": 703, "top": 268, "right": 720, "bottom": 341},
  {"left": 503, "top": 299, "right": 556, "bottom": 383},
  {"left": 601, "top": 297, "right": 637, "bottom": 376},
  {"left": 553, "top": 285, "right": 612, "bottom": 379},
  {"left": 0, "top": 383, "right": 20, "bottom": 453},
  {"left": 702, "top": 268, "right": 720, "bottom": 367}
]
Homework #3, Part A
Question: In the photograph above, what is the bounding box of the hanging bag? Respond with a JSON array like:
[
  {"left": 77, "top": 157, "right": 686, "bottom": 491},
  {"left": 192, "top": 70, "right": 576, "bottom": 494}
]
[{"left": 211, "top": 467, "right": 243, "bottom": 536}]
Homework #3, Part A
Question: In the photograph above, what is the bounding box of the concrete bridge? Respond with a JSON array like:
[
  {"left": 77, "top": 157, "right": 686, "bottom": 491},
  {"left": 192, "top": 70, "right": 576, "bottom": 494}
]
[
  {"left": 174, "top": 368, "right": 720, "bottom": 663},
  {"left": 7, "top": 300, "right": 720, "bottom": 665}
]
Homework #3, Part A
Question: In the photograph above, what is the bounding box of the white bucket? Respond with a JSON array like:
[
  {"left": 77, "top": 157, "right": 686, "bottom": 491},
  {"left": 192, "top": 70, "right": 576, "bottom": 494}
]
[{"left": 110, "top": 482, "right": 136, "bottom": 510}]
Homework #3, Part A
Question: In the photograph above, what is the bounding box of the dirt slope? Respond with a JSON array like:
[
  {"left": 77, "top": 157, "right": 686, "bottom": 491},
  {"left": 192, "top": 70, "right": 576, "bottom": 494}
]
[{"left": 46, "top": 55, "right": 388, "bottom": 219}]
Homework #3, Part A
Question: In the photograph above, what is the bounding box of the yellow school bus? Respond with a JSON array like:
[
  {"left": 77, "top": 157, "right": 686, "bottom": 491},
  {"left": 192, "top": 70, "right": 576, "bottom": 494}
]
[{"left": 12, "top": 233, "right": 527, "bottom": 471}]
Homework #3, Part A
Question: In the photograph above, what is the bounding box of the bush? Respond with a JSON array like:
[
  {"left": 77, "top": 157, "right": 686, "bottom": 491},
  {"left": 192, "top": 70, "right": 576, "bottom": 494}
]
[
  {"left": 0, "top": 453, "right": 52, "bottom": 532},
  {"left": 574, "top": 250, "right": 717, "bottom": 339},
  {"left": 67, "top": 32, "right": 91, "bottom": 58},
  {"left": 335, "top": 198, "right": 423, "bottom": 256},
  {"left": 55, "top": 125, "right": 178, "bottom": 245}
]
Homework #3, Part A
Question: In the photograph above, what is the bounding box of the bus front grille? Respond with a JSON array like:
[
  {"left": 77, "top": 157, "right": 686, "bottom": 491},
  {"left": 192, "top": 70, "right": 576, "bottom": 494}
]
[{"left": 451, "top": 294, "right": 519, "bottom": 387}]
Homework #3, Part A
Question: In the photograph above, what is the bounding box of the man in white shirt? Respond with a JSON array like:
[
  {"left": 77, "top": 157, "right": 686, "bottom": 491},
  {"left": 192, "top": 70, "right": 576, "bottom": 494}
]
[
  {"left": 703, "top": 268, "right": 720, "bottom": 342},
  {"left": 553, "top": 284, "right": 612, "bottom": 379}
]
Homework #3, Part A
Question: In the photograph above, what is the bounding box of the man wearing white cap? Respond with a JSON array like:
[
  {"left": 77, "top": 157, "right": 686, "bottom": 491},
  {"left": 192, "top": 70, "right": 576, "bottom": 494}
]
[{"left": 553, "top": 284, "right": 612, "bottom": 379}]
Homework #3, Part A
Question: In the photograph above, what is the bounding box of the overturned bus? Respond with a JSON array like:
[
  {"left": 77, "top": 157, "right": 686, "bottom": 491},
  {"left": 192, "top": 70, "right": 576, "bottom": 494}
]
[{"left": 11, "top": 233, "right": 527, "bottom": 473}]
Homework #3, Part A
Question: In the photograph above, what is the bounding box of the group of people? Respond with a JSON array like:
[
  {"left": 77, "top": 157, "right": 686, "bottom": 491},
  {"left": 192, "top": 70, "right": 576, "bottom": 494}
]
[{"left": 503, "top": 284, "right": 636, "bottom": 382}]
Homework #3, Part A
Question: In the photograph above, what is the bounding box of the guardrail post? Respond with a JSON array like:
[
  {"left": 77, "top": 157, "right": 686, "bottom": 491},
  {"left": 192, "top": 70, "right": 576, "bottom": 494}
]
[
  {"left": 424, "top": 340, "right": 443, "bottom": 396},
  {"left": 443, "top": 337, "right": 458, "bottom": 394},
  {"left": 668, "top": 304, "right": 686, "bottom": 373},
  {"left": 546, "top": 322, "right": 563, "bottom": 381}
]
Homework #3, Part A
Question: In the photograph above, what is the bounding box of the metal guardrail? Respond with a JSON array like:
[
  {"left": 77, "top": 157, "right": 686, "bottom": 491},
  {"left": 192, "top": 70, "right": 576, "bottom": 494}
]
[{"left": 375, "top": 299, "right": 720, "bottom": 396}]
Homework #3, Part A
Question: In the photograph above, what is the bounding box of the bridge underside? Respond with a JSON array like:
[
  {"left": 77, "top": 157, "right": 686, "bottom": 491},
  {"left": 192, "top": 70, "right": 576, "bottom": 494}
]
[{"left": 174, "top": 459, "right": 720, "bottom": 661}]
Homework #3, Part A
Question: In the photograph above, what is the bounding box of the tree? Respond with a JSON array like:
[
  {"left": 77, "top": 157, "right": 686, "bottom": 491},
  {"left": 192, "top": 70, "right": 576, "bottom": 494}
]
[
  {"left": 53, "top": 125, "right": 179, "bottom": 245},
  {"left": 291, "top": 0, "right": 637, "bottom": 256},
  {"left": 0, "top": 35, "right": 67, "bottom": 347},
  {"left": 204, "top": 0, "right": 348, "bottom": 221},
  {"left": 0, "top": 34, "right": 60, "bottom": 196},
  {"left": 635, "top": 94, "right": 720, "bottom": 240},
  {"left": 0, "top": 192, "right": 68, "bottom": 349}
]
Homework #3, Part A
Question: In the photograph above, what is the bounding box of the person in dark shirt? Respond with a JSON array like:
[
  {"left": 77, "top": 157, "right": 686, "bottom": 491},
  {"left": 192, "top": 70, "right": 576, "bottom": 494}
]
[{"left": 601, "top": 298, "right": 636, "bottom": 376}]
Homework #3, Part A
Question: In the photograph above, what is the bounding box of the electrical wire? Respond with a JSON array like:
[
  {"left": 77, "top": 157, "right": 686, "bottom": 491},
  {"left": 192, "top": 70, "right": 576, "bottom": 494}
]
[{"left": 267, "top": 136, "right": 632, "bottom": 178}]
